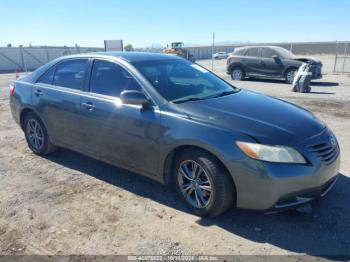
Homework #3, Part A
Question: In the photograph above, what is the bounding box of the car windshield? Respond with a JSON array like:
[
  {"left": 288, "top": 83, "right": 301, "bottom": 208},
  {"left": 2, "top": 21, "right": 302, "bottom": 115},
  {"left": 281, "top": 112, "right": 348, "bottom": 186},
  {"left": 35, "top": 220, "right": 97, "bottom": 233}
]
[
  {"left": 132, "top": 59, "right": 238, "bottom": 103},
  {"left": 275, "top": 47, "right": 296, "bottom": 59}
]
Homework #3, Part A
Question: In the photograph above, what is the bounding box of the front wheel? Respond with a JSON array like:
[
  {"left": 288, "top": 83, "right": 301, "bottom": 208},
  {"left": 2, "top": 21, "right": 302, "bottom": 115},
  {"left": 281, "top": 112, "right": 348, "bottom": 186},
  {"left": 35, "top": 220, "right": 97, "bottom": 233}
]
[
  {"left": 174, "top": 150, "right": 235, "bottom": 217},
  {"left": 230, "top": 67, "right": 245, "bottom": 81},
  {"left": 285, "top": 68, "right": 298, "bottom": 84}
]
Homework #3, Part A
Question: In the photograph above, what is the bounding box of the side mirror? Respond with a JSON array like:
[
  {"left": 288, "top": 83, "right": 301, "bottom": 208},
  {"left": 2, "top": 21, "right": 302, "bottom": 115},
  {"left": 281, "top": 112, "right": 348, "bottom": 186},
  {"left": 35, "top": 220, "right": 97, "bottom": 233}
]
[
  {"left": 120, "top": 90, "right": 150, "bottom": 106},
  {"left": 272, "top": 55, "right": 280, "bottom": 60}
]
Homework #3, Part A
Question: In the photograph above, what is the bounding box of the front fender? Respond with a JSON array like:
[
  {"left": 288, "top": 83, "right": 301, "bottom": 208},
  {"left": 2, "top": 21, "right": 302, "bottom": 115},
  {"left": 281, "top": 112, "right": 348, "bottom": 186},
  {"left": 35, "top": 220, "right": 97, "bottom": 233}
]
[
  {"left": 282, "top": 60, "right": 302, "bottom": 75},
  {"left": 157, "top": 111, "right": 252, "bottom": 183}
]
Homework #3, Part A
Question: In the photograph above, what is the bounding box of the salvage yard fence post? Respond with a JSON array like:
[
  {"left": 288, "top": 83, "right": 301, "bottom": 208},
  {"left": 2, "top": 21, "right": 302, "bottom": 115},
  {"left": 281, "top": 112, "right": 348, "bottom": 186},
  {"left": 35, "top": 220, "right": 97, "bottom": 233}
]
[
  {"left": 342, "top": 42, "right": 348, "bottom": 73},
  {"left": 45, "top": 46, "right": 50, "bottom": 63},
  {"left": 333, "top": 41, "right": 350, "bottom": 74},
  {"left": 19, "top": 45, "right": 27, "bottom": 73},
  {"left": 333, "top": 41, "right": 338, "bottom": 73}
]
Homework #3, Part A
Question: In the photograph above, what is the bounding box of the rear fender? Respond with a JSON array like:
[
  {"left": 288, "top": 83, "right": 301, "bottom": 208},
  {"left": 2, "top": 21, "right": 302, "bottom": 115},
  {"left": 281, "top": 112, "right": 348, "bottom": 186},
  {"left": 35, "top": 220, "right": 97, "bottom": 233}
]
[{"left": 227, "top": 61, "right": 245, "bottom": 73}]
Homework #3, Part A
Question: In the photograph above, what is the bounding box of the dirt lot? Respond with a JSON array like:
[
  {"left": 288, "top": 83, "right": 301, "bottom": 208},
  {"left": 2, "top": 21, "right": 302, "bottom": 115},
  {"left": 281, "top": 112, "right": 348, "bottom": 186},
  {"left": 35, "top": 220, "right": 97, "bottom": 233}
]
[{"left": 0, "top": 57, "right": 350, "bottom": 259}]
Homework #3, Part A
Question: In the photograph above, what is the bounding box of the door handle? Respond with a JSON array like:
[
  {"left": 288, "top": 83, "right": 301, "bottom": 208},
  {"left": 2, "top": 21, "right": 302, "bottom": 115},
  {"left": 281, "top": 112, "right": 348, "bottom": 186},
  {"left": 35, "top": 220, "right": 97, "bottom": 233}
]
[
  {"left": 34, "top": 90, "right": 43, "bottom": 96},
  {"left": 260, "top": 61, "right": 266, "bottom": 65},
  {"left": 82, "top": 102, "right": 95, "bottom": 110}
]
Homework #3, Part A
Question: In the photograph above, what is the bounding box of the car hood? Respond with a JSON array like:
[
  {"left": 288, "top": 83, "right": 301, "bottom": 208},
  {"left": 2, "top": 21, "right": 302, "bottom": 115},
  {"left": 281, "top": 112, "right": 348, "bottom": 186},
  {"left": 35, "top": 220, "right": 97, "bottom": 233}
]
[
  {"left": 177, "top": 90, "right": 325, "bottom": 145},
  {"left": 292, "top": 56, "right": 322, "bottom": 64}
]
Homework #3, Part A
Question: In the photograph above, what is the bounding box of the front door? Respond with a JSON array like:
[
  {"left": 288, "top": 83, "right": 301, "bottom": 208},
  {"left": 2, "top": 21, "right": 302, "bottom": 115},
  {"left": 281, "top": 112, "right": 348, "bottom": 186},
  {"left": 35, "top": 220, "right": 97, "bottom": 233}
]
[
  {"left": 258, "top": 47, "right": 284, "bottom": 77},
  {"left": 243, "top": 47, "right": 261, "bottom": 75},
  {"left": 80, "top": 59, "right": 161, "bottom": 176}
]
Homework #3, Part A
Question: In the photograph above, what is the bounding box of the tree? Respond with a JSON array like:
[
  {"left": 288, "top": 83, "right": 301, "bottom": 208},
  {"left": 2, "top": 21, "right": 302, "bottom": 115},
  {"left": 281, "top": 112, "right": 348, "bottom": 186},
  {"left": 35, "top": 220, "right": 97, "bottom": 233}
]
[{"left": 124, "top": 44, "right": 134, "bottom": 52}]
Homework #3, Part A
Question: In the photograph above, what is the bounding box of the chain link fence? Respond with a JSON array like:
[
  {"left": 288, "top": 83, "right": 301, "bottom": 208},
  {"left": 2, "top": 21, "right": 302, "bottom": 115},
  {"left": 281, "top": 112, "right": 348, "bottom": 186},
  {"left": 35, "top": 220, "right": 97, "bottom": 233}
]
[
  {"left": 0, "top": 46, "right": 104, "bottom": 73},
  {"left": 0, "top": 41, "right": 349, "bottom": 74},
  {"left": 333, "top": 41, "right": 350, "bottom": 73}
]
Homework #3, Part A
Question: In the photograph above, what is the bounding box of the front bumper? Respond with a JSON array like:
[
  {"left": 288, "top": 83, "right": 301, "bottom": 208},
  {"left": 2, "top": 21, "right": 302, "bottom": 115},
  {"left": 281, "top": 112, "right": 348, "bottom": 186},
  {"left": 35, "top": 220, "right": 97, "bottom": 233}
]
[
  {"left": 226, "top": 129, "right": 340, "bottom": 211},
  {"left": 271, "top": 174, "right": 338, "bottom": 211},
  {"left": 311, "top": 72, "right": 322, "bottom": 80},
  {"left": 310, "top": 63, "right": 323, "bottom": 80}
]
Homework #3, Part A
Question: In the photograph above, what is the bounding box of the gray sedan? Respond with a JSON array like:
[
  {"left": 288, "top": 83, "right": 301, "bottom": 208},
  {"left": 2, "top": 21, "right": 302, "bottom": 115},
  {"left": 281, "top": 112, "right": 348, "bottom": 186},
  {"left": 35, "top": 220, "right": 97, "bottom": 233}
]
[{"left": 9, "top": 52, "right": 340, "bottom": 217}]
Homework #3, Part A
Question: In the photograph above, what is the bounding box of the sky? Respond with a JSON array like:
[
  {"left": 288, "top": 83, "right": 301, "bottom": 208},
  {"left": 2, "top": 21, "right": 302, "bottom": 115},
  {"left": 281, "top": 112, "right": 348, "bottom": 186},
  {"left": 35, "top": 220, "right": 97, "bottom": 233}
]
[{"left": 1, "top": 0, "right": 349, "bottom": 48}]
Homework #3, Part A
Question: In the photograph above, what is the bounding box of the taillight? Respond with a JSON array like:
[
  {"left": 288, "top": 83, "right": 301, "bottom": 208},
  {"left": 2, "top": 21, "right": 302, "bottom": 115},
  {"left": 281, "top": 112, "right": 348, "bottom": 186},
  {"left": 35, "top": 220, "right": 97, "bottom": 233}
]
[{"left": 9, "top": 84, "right": 15, "bottom": 95}]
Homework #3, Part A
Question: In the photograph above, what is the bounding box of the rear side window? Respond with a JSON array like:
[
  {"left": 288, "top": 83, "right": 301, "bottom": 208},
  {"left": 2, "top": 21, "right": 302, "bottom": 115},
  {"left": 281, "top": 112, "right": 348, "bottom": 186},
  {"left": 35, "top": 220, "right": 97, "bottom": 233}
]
[
  {"left": 245, "top": 48, "right": 259, "bottom": 57},
  {"left": 37, "top": 66, "right": 55, "bottom": 85},
  {"left": 53, "top": 59, "right": 88, "bottom": 90},
  {"left": 233, "top": 48, "right": 246, "bottom": 56},
  {"left": 90, "top": 60, "right": 141, "bottom": 97},
  {"left": 261, "top": 48, "right": 278, "bottom": 58}
]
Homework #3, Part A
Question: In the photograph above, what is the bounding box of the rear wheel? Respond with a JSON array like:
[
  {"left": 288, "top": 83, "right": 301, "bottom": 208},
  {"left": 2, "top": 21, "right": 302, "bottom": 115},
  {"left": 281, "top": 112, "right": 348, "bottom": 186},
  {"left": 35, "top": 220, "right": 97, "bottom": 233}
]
[
  {"left": 230, "top": 67, "right": 245, "bottom": 81},
  {"left": 174, "top": 149, "right": 235, "bottom": 217},
  {"left": 24, "top": 112, "right": 56, "bottom": 155},
  {"left": 285, "top": 68, "right": 298, "bottom": 84}
]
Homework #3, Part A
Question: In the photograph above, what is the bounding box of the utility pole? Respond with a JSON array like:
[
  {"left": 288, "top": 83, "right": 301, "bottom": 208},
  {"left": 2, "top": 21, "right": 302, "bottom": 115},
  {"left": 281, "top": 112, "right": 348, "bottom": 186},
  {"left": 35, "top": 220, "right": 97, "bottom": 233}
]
[{"left": 211, "top": 32, "right": 215, "bottom": 71}]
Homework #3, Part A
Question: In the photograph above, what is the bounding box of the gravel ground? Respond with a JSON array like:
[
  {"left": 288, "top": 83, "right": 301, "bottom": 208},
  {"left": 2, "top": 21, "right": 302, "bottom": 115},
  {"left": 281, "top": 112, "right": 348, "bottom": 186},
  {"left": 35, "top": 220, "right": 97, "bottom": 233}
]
[{"left": 0, "top": 56, "right": 349, "bottom": 259}]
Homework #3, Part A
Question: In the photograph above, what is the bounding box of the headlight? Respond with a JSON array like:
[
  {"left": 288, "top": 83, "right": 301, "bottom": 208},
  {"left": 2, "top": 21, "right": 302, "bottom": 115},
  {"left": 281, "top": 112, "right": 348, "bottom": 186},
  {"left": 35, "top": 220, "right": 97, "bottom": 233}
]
[{"left": 236, "top": 142, "right": 306, "bottom": 164}]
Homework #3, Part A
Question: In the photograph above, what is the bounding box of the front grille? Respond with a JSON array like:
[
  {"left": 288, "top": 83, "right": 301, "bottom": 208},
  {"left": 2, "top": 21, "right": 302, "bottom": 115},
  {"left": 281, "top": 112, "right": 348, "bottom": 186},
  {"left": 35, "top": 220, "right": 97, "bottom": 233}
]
[
  {"left": 308, "top": 141, "right": 339, "bottom": 165},
  {"left": 309, "top": 63, "right": 322, "bottom": 77}
]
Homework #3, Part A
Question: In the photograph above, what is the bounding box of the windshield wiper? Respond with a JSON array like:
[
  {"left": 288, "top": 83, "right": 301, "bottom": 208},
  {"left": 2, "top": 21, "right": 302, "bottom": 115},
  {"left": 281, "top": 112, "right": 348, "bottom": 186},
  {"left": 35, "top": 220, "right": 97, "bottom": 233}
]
[
  {"left": 173, "top": 89, "right": 239, "bottom": 104},
  {"left": 209, "top": 89, "right": 238, "bottom": 99},
  {"left": 173, "top": 97, "right": 206, "bottom": 104}
]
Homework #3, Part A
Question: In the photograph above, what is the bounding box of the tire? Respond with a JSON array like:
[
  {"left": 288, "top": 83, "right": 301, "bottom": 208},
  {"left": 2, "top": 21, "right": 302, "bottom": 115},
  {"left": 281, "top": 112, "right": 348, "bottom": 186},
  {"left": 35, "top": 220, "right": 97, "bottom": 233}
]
[
  {"left": 285, "top": 68, "right": 298, "bottom": 84},
  {"left": 230, "top": 67, "right": 245, "bottom": 81},
  {"left": 23, "top": 112, "right": 56, "bottom": 156},
  {"left": 174, "top": 149, "right": 235, "bottom": 217}
]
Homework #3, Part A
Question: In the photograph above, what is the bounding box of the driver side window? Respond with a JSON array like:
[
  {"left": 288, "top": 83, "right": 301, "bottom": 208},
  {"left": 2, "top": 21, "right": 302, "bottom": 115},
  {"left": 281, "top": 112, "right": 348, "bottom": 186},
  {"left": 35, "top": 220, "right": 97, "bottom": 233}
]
[
  {"left": 90, "top": 60, "right": 141, "bottom": 97},
  {"left": 261, "top": 48, "right": 278, "bottom": 58}
]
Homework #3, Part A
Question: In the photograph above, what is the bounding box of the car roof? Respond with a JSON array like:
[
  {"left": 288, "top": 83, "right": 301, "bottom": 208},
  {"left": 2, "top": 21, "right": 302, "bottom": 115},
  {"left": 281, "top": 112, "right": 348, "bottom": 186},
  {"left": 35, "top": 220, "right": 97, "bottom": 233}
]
[
  {"left": 60, "top": 51, "right": 183, "bottom": 63},
  {"left": 17, "top": 51, "right": 184, "bottom": 84},
  {"left": 241, "top": 45, "right": 285, "bottom": 50}
]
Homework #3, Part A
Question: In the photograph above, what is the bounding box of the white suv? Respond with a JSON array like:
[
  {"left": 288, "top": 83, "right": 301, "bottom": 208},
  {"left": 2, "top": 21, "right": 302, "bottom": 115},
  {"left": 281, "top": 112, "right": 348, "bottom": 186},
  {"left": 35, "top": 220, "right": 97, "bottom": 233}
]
[{"left": 212, "top": 52, "right": 228, "bottom": 60}]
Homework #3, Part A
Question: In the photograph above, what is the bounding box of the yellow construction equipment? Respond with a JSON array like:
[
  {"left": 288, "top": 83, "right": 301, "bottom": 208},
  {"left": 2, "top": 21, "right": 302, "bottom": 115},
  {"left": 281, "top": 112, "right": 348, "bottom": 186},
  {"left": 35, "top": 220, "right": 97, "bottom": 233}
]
[{"left": 163, "top": 42, "right": 195, "bottom": 62}]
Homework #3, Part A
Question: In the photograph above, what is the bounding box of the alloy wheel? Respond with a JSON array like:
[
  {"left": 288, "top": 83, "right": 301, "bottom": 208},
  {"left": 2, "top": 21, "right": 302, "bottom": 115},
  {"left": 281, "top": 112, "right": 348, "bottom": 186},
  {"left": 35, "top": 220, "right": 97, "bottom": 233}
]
[
  {"left": 178, "top": 160, "right": 213, "bottom": 208},
  {"left": 26, "top": 119, "right": 44, "bottom": 151},
  {"left": 231, "top": 69, "right": 243, "bottom": 80},
  {"left": 286, "top": 70, "right": 296, "bottom": 84}
]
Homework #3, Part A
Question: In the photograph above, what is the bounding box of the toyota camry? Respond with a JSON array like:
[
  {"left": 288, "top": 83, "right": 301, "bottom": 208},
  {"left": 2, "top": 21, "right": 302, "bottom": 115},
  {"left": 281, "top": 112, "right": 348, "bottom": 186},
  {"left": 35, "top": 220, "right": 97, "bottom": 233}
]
[{"left": 9, "top": 52, "right": 340, "bottom": 217}]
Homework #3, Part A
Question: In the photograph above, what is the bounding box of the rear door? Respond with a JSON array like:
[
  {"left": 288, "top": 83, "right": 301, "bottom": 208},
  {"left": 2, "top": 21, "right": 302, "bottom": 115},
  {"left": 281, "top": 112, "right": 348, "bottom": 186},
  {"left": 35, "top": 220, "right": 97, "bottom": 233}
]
[
  {"left": 243, "top": 47, "right": 261, "bottom": 75},
  {"left": 33, "top": 58, "right": 89, "bottom": 151},
  {"left": 80, "top": 59, "right": 161, "bottom": 176},
  {"left": 258, "top": 47, "right": 284, "bottom": 77}
]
